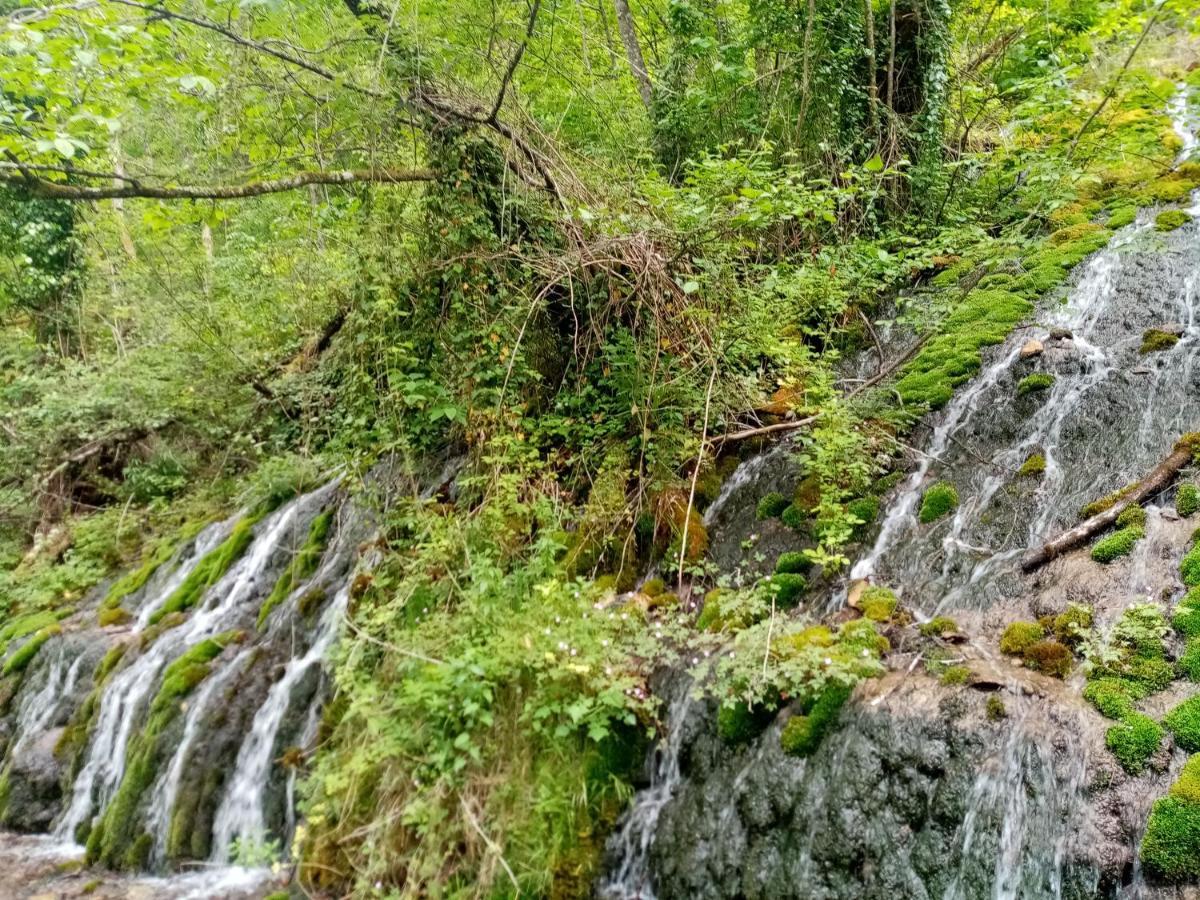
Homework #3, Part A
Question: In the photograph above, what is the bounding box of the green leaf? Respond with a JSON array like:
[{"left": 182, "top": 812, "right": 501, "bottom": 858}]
[{"left": 863, "top": 154, "right": 884, "bottom": 173}]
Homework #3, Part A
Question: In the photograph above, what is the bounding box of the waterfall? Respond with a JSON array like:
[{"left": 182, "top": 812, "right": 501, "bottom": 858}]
[
  {"left": 10, "top": 649, "right": 85, "bottom": 759},
  {"left": 56, "top": 481, "right": 339, "bottom": 842}
]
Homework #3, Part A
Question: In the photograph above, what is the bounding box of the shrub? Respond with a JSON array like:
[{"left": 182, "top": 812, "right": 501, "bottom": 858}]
[
  {"left": 779, "top": 684, "right": 851, "bottom": 757},
  {"left": 999, "top": 621, "right": 1044, "bottom": 655},
  {"left": 1083, "top": 678, "right": 1135, "bottom": 719},
  {"left": 1018, "top": 453, "right": 1046, "bottom": 477},
  {"left": 919, "top": 615, "right": 957, "bottom": 637},
  {"left": 1091, "top": 526, "right": 1143, "bottom": 563},
  {"left": 774, "top": 551, "right": 807, "bottom": 575},
  {"left": 918, "top": 482, "right": 958, "bottom": 524},
  {"left": 859, "top": 586, "right": 898, "bottom": 622},
  {"left": 1155, "top": 209, "right": 1191, "bottom": 232},
  {"left": 1016, "top": 373, "right": 1055, "bottom": 397},
  {"left": 1178, "top": 484, "right": 1200, "bottom": 518},
  {"left": 1106, "top": 713, "right": 1163, "bottom": 774},
  {"left": 1023, "top": 641, "right": 1072, "bottom": 678},
  {"left": 1165, "top": 696, "right": 1200, "bottom": 752},
  {"left": 756, "top": 492, "right": 789, "bottom": 520}
]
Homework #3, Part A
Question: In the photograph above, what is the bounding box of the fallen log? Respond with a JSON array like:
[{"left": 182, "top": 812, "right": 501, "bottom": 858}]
[{"left": 1020, "top": 432, "right": 1200, "bottom": 572}]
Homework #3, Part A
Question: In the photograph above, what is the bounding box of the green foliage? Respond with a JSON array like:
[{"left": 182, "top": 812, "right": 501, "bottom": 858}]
[
  {"left": 1091, "top": 526, "right": 1143, "bottom": 563},
  {"left": 1018, "top": 453, "right": 1046, "bottom": 477},
  {"left": 1177, "top": 484, "right": 1200, "bottom": 518},
  {"left": 859, "top": 587, "right": 898, "bottom": 622},
  {"left": 919, "top": 616, "right": 957, "bottom": 637},
  {"left": 779, "top": 684, "right": 852, "bottom": 757},
  {"left": 1165, "top": 696, "right": 1200, "bottom": 753},
  {"left": 1016, "top": 373, "right": 1055, "bottom": 397},
  {"left": 147, "top": 516, "right": 258, "bottom": 625},
  {"left": 1141, "top": 329, "right": 1181, "bottom": 353},
  {"left": 756, "top": 492, "right": 789, "bottom": 520},
  {"left": 999, "top": 621, "right": 1043, "bottom": 656},
  {"left": 257, "top": 510, "right": 333, "bottom": 629},
  {"left": 1105, "top": 713, "right": 1162, "bottom": 774},
  {"left": 918, "top": 482, "right": 958, "bottom": 524},
  {"left": 1083, "top": 678, "right": 1135, "bottom": 719}
]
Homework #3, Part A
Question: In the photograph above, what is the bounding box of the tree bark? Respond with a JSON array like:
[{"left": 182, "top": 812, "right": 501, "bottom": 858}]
[
  {"left": 614, "top": 0, "right": 654, "bottom": 109},
  {"left": 864, "top": 0, "right": 879, "bottom": 135},
  {"left": 1020, "top": 436, "right": 1198, "bottom": 572}
]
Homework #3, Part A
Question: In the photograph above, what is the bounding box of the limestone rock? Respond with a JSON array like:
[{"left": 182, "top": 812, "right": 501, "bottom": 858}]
[{"left": 1019, "top": 339, "right": 1044, "bottom": 359}]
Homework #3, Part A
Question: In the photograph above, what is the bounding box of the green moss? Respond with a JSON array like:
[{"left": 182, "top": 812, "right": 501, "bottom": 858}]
[
  {"left": 1107, "top": 206, "right": 1137, "bottom": 228},
  {"left": 1171, "top": 754, "right": 1200, "bottom": 804},
  {"left": 894, "top": 290, "right": 1033, "bottom": 409},
  {"left": 1013, "top": 263, "right": 1068, "bottom": 297},
  {"left": 940, "top": 665, "right": 971, "bottom": 686},
  {"left": 1126, "top": 656, "right": 1176, "bottom": 694},
  {"left": 1023, "top": 640, "right": 1072, "bottom": 678},
  {"left": 147, "top": 515, "right": 259, "bottom": 626},
  {"left": 999, "top": 621, "right": 1043, "bottom": 656},
  {"left": 1083, "top": 678, "right": 1135, "bottom": 719},
  {"left": 1141, "top": 796, "right": 1200, "bottom": 879},
  {"left": 919, "top": 615, "right": 957, "bottom": 637},
  {"left": 1116, "top": 505, "right": 1147, "bottom": 528},
  {"left": 986, "top": 694, "right": 1007, "bottom": 720},
  {"left": 0, "top": 611, "right": 58, "bottom": 658},
  {"left": 1016, "top": 373, "right": 1055, "bottom": 397},
  {"left": 1180, "top": 638, "right": 1200, "bottom": 681},
  {"left": 99, "top": 525, "right": 202, "bottom": 612},
  {"left": 97, "top": 606, "right": 131, "bottom": 627},
  {"left": 256, "top": 510, "right": 332, "bottom": 629},
  {"left": 779, "top": 504, "right": 806, "bottom": 530},
  {"left": 695, "top": 589, "right": 724, "bottom": 632},
  {"left": 1053, "top": 604, "right": 1092, "bottom": 646},
  {"left": 1183, "top": 542, "right": 1200, "bottom": 587},
  {"left": 869, "top": 471, "right": 905, "bottom": 496},
  {"left": 1155, "top": 209, "right": 1191, "bottom": 232},
  {"left": 1165, "top": 696, "right": 1200, "bottom": 752},
  {"left": 1080, "top": 483, "right": 1136, "bottom": 519},
  {"left": 918, "top": 482, "right": 958, "bottom": 524},
  {"left": 1177, "top": 484, "right": 1200, "bottom": 518},
  {"left": 846, "top": 496, "right": 879, "bottom": 528},
  {"left": 774, "top": 551, "right": 807, "bottom": 575},
  {"left": 859, "top": 586, "right": 898, "bottom": 622},
  {"left": 1106, "top": 713, "right": 1163, "bottom": 774},
  {"left": 779, "top": 683, "right": 851, "bottom": 757},
  {"left": 1048, "top": 222, "right": 1107, "bottom": 246},
  {"left": 1141, "top": 329, "right": 1181, "bottom": 354},
  {"left": 2, "top": 625, "right": 60, "bottom": 675},
  {"left": 717, "top": 700, "right": 774, "bottom": 745},
  {"left": 766, "top": 573, "right": 806, "bottom": 608},
  {"left": 1018, "top": 453, "right": 1046, "bottom": 478},
  {"left": 755, "top": 492, "right": 789, "bottom": 520},
  {"left": 1174, "top": 604, "right": 1200, "bottom": 639},
  {"left": 1091, "top": 526, "right": 1143, "bottom": 563},
  {"left": 641, "top": 577, "right": 665, "bottom": 597}
]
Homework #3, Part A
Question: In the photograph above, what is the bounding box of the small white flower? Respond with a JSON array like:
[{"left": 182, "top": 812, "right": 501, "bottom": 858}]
[
  {"left": 601, "top": 639, "right": 609, "bottom": 647},
  {"left": 824, "top": 657, "right": 833, "bottom": 666}
]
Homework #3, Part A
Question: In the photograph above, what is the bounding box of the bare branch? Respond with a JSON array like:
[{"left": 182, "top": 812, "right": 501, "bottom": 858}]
[
  {"left": 0, "top": 166, "right": 435, "bottom": 201},
  {"left": 489, "top": 0, "right": 542, "bottom": 121}
]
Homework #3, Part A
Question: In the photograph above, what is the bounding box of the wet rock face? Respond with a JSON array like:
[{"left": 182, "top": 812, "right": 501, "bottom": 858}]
[{"left": 647, "top": 681, "right": 1113, "bottom": 900}]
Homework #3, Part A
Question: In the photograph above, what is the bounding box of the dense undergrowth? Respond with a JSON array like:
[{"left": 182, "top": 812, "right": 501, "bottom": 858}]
[{"left": 0, "top": 0, "right": 1198, "bottom": 895}]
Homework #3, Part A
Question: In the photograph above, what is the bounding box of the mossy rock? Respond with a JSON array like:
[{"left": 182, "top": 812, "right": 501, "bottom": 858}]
[
  {"left": 1177, "top": 484, "right": 1200, "bottom": 518},
  {"left": 1165, "top": 696, "right": 1200, "bottom": 753},
  {"left": 1141, "top": 329, "right": 1181, "bottom": 354},
  {"left": 755, "top": 492, "right": 789, "bottom": 520},
  {"left": 718, "top": 701, "right": 774, "bottom": 745},
  {"left": 918, "top": 482, "right": 958, "bottom": 524},
  {"left": 859, "top": 586, "right": 898, "bottom": 623},
  {"left": 1018, "top": 453, "right": 1046, "bottom": 478},
  {"left": 1155, "top": 209, "right": 1191, "bottom": 232},
  {"left": 999, "top": 621, "right": 1043, "bottom": 656},
  {"left": 1106, "top": 713, "right": 1163, "bottom": 774},
  {"left": 780, "top": 684, "right": 851, "bottom": 757},
  {"left": 1091, "top": 526, "right": 1143, "bottom": 563},
  {"left": 1016, "top": 373, "right": 1054, "bottom": 398}
]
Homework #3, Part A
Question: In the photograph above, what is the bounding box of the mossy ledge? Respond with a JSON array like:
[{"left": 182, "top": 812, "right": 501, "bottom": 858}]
[
  {"left": 1142, "top": 755, "right": 1200, "bottom": 880},
  {"left": 256, "top": 509, "right": 333, "bottom": 629},
  {"left": 146, "top": 515, "right": 261, "bottom": 626}
]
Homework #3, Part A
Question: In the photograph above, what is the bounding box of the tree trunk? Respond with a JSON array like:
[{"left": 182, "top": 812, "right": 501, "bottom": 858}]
[
  {"left": 1020, "top": 437, "right": 1198, "bottom": 572},
  {"left": 864, "top": 0, "right": 879, "bottom": 136},
  {"left": 613, "top": 0, "right": 653, "bottom": 109}
]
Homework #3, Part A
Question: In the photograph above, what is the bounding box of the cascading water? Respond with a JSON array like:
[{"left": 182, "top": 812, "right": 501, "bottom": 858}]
[
  {"left": 9, "top": 649, "right": 85, "bottom": 759},
  {"left": 603, "top": 86, "right": 1200, "bottom": 899}
]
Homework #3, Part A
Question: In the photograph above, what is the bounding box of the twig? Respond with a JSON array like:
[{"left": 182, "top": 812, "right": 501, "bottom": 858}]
[
  {"left": 460, "top": 797, "right": 520, "bottom": 892},
  {"left": 679, "top": 359, "right": 718, "bottom": 588}
]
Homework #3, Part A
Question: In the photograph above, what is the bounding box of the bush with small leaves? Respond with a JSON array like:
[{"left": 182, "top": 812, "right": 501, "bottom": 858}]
[
  {"left": 1106, "top": 713, "right": 1163, "bottom": 774},
  {"left": 918, "top": 482, "right": 958, "bottom": 524}
]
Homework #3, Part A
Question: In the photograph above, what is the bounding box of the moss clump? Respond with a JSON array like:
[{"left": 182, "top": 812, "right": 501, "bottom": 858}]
[
  {"left": 1177, "top": 484, "right": 1200, "bottom": 518},
  {"left": 1108, "top": 206, "right": 1137, "bottom": 228},
  {"left": 893, "top": 289, "right": 1033, "bottom": 409},
  {"left": 1080, "top": 484, "right": 1136, "bottom": 519},
  {"left": 774, "top": 551, "right": 807, "bottom": 575},
  {"left": 986, "top": 694, "right": 1007, "bottom": 720},
  {"left": 1013, "top": 263, "right": 1068, "bottom": 297},
  {"left": 1165, "top": 696, "right": 1200, "bottom": 753},
  {"left": 1125, "top": 656, "right": 1176, "bottom": 694},
  {"left": 1023, "top": 640, "right": 1072, "bottom": 678},
  {"left": 1083, "top": 678, "right": 1135, "bottom": 719},
  {"left": 1016, "top": 373, "right": 1055, "bottom": 397},
  {"left": 846, "top": 497, "right": 879, "bottom": 528},
  {"left": 1141, "top": 329, "right": 1181, "bottom": 354},
  {"left": 641, "top": 577, "right": 665, "bottom": 598},
  {"left": 779, "top": 684, "right": 851, "bottom": 757},
  {"left": 718, "top": 701, "right": 774, "bottom": 745},
  {"left": 766, "top": 573, "right": 806, "bottom": 608},
  {"left": 1018, "top": 453, "right": 1046, "bottom": 478},
  {"left": 918, "top": 482, "right": 958, "bottom": 524},
  {"left": 779, "top": 504, "right": 807, "bottom": 531},
  {"left": 256, "top": 510, "right": 333, "bottom": 629},
  {"left": 1106, "top": 713, "right": 1163, "bottom": 774},
  {"left": 1116, "top": 505, "right": 1147, "bottom": 528},
  {"left": 940, "top": 665, "right": 971, "bottom": 686},
  {"left": 1048, "top": 222, "right": 1108, "bottom": 246},
  {"left": 1183, "top": 542, "right": 1200, "bottom": 587},
  {"left": 756, "top": 492, "right": 789, "bottom": 520},
  {"left": 859, "top": 586, "right": 898, "bottom": 623},
  {"left": 870, "top": 471, "right": 905, "bottom": 496},
  {"left": 1155, "top": 209, "right": 1191, "bottom": 232},
  {"left": 98, "top": 524, "right": 204, "bottom": 613},
  {"left": 999, "top": 621, "right": 1043, "bottom": 656},
  {"left": 1091, "top": 526, "right": 1144, "bottom": 563},
  {"left": 2, "top": 625, "right": 61, "bottom": 676},
  {"left": 1053, "top": 604, "right": 1092, "bottom": 646},
  {"left": 147, "top": 515, "right": 259, "bottom": 626},
  {"left": 1174, "top": 600, "right": 1200, "bottom": 639},
  {"left": 1141, "top": 795, "right": 1200, "bottom": 879},
  {"left": 919, "top": 615, "right": 957, "bottom": 638},
  {"left": 97, "top": 606, "right": 131, "bottom": 627},
  {"left": 0, "top": 611, "right": 59, "bottom": 658}
]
